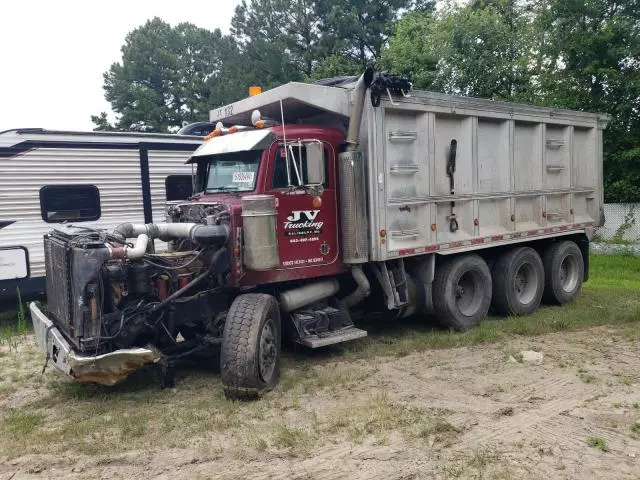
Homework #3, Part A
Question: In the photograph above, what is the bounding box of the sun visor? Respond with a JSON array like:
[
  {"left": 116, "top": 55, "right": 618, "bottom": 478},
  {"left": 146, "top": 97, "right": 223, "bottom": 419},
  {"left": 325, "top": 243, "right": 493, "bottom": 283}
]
[{"left": 187, "top": 129, "right": 275, "bottom": 163}]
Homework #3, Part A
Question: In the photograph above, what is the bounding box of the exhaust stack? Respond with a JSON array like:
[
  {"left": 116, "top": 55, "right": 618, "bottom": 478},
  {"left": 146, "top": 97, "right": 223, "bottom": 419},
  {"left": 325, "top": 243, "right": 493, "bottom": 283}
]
[
  {"left": 345, "top": 67, "right": 374, "bottom": 152},
  {"left": 339, "top": 67, "right": 374, "bottom": 265}
]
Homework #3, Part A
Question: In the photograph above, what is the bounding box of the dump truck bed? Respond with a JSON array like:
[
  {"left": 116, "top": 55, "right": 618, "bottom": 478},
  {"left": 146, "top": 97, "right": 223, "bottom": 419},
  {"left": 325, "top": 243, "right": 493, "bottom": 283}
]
[{"left": 210, "top": 82, "right": 608, "bottom": 262}]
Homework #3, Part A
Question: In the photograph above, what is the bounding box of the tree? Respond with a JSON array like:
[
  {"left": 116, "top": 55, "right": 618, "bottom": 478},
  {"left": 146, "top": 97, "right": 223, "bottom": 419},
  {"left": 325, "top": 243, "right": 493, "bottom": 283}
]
[
  {"left": 309, "top": 54, "right": 363, "bottom": 81},
  {"left": 231, "top": 0, "right": 435, "bottom": 84},
  {"left": 93, "top": 17, "right": 243, "bottom": 132},
  {"left": 383, "top": 0, "right": 640, "bottom": 202},
  {"left": 315, "top": 0, "right": 436, "bottom": 68},
  {"left": 231, "top": 0, "right": 319, "bottom": 84},
  {"left": 382, "top": 1, "right": 535, "bottom": 100},
  {"left": 90, "top": 112, "right": 117, "bottom": 131},
  {"left": 535, "top": 0, "right": 640, "bottom": 202}
]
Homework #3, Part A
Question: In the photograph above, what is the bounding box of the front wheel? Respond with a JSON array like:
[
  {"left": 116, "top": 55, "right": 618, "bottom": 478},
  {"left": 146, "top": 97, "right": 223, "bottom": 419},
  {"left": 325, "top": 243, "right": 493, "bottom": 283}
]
[{"left": 220, "top": 293, "right": 281, "bottom": 400}]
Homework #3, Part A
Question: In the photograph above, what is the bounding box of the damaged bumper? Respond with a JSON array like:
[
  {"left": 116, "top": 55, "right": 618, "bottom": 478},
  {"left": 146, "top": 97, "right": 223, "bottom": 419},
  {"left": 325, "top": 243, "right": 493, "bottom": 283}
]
[{"left": 29, "top": 302, "right": 163, "bottom": 386}]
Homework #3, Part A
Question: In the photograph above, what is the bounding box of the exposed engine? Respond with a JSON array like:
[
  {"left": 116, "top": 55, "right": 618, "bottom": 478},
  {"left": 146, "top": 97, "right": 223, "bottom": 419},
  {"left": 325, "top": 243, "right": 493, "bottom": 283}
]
[
  {"left": 167, "top": 201, "right": 229, "bottom": 225},
  {"left": 43, "top": 205, "right": 232, "bottom": 356}
]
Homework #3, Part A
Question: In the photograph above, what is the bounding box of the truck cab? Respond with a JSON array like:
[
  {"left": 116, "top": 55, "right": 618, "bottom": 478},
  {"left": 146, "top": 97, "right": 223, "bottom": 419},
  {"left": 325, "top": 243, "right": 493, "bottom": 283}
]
[{"left": 180, "top": 125, "right": 346, "bottom": 287}]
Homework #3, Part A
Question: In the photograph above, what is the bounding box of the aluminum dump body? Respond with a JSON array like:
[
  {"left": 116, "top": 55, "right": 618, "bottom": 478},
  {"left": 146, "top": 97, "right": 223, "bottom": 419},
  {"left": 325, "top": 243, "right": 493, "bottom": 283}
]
[{"left": 210, "top": 82, "right": 608, "bottom": 262}]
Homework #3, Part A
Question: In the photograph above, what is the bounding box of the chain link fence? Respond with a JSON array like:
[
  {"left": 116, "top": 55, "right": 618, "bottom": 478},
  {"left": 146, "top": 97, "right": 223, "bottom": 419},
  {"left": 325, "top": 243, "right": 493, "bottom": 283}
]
[
  {"left": 594, "top": 203, "right": 640, "bottom": 243},
  {"left": 592, "top": 203, "right": 640, "bottom": 255}
]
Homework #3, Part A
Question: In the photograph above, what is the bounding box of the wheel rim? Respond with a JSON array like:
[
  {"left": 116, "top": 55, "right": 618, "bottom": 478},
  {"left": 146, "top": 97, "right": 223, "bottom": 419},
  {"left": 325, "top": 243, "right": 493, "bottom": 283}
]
[
  {"left": 559, "top": 254, "right": 580, "bottom": 293},
  {"left": 513, "top": 261, "right": 538, "bottom": 305},
  {"left": 455, "top": 271, "right": 483, "bottom": 317},
  {"left": 259, "top": 318, "right": 277, "bottom": 382}
]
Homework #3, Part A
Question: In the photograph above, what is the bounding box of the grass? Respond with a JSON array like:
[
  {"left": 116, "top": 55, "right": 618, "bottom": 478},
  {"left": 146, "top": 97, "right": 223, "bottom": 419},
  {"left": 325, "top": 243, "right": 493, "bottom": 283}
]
[
  {"left": 580, "top": 373, "right": 597, "bottom": 384},
  {"left": 586, "top": 436, "right": 609, "bottom": 452},
  {"left": 591, "top": 234, "right": 638, "bottom": 246},
  {"left": 0, "top": 254, "right": 639, "bottom": 460},
  {"left": 271, "top": 425, "right": 314, "bottom": 456},
  {"left": 318, "top": 254, "right": 640, "bottom": 361},
  {"left": 467, "top": 446, "right": 498, "bottom": 470},
  {"left": 1, "top": 411, "right": 44, "bottom": 436},
  {"left": 631, "top": 421, "right": 640, "bottom": 436},
  {"left": 0, "top": 289, "right": 32, "bottom": 350}
]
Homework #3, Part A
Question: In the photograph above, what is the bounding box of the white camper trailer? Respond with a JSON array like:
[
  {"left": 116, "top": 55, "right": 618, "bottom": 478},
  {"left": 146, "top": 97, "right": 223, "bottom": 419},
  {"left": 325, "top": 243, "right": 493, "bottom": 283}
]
[{"left": 0, "top": 128, "right": 204, "bottom": 300}]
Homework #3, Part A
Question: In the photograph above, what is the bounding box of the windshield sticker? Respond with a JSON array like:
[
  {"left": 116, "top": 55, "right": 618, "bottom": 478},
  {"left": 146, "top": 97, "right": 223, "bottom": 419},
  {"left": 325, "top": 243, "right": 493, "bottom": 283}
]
[{"left": 232, "top": 171, "right": 255, "bottom": 184}]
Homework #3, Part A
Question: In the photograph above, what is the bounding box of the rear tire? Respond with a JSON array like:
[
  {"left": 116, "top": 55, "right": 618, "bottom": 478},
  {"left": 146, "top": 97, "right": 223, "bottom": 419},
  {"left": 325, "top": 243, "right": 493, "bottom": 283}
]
[
  {"left": 491, "top": 247, "right": 544, "bottom": 316},
  {"left": 542, "top": 241, "right": 584, "bottom": 305},
  {"left": 220, "top": 293, "right": 281, "bottom": 400},
  {"left": 433, "top": 254, "right": 492, "bottom": 331}
]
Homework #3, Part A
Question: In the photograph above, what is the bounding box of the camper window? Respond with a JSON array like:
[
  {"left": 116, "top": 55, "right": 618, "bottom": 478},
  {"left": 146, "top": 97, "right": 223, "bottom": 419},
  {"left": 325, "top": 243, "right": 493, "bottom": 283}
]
[
  {"left": 40, "top": 185, "right": 101, "bottom": 223},
  {"left": 165, "top": 175, "right": 193, "bottom": 201}
]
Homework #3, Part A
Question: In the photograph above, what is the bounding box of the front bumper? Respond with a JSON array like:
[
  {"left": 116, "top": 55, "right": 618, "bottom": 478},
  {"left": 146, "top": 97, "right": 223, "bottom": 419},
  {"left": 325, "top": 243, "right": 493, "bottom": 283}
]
[{"left": 29, "top": 302, "right": 163, "bottom": 386}]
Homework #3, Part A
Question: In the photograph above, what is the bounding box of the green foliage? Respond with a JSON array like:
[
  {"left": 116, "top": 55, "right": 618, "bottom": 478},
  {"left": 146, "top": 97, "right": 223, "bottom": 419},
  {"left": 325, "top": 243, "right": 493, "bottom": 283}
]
[
  {"left": 231, "top": 0, "right": 435, "bottom": 84},
  {"left": 308, "top": 54, "right": 363, "bottom": 81},
  {"left": 384, "top": 0, "right": 640, "bottom": 202},
  {"left": 533, "top": 0, "right": 640, "bottom": 203},
  {"left": 586, "top": 436, "right": 609, "bottom": 452},
  {"left": 231, "top": 0, "right": 312, "bottom": 85},
  {"left": 0, "top": 289, "right": 30, "bottom": 351},
  {"left": 94, "top": 17, "right": 243, "bottom": 132},
  {"left": 90, "top": 112, "right": 117, "bottom": 132},
  {"left": 384, "top": 1, "right": 535, "bottom": 100},
  {"left": 315, "top": 0, "right": 435, "bottom": 67},
  {"left": 96, "top": 1, "right": 640, "bottom": 200}
]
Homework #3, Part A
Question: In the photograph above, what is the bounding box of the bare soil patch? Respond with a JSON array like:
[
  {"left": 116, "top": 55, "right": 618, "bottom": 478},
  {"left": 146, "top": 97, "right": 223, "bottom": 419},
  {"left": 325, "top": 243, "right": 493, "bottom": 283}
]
[{"left": 1, "top": 323, "right": 639, "bottom": 480}]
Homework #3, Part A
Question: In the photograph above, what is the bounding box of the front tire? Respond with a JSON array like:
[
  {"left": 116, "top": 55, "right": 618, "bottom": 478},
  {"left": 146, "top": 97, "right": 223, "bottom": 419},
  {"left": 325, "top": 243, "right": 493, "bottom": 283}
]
[
  {"left": 492, "top": 247, "right": 544, "bottom": 316},
  {"left": 542, "top": 241, "right": 584, "bottom": 305},
  {"left": 220, "top": 293, "right": 281, "bottom": 400},
  {"left": 433, "top": 254, "right": 492, "bottom": 331}
]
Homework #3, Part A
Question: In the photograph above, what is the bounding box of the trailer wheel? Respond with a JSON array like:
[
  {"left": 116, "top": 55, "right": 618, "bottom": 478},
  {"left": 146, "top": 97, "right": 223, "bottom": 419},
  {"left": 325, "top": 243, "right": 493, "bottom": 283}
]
[
  {"left": 491, "top": 247, "right": 544, "bottom": 316},
  {"left": 543, "top": 241, "right": 584, "bottom": 305},
  {"left": 433, "top": 254, "right": 492, "bottom": 331},
  {"left": 220, "top": 293, "right": 281, "bottom": 400}
]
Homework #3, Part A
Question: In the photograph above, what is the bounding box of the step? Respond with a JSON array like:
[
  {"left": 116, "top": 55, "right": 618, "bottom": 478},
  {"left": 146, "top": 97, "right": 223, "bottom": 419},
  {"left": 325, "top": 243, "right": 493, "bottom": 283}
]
[{"left": 298, "top": 327, "right": 368, "bottom": 349}]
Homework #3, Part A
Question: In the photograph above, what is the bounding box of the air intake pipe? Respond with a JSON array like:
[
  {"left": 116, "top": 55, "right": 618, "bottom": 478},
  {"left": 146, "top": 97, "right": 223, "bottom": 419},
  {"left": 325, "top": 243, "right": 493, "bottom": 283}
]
[
  {"left": 107, "top": 233, "right": 150, "bottom": 260},
  {"left": 114, "top": 222, "right": 229, "bottom": 247},
  {"left": 345, "top": 67, "right": 374, "bottom": 152}
]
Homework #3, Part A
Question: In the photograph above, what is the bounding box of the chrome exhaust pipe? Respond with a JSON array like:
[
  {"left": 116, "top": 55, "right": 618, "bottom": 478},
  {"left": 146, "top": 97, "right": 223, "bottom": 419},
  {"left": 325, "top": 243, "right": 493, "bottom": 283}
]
[{"left": 345, "top": 67, "right": 374, "bottom": 152}]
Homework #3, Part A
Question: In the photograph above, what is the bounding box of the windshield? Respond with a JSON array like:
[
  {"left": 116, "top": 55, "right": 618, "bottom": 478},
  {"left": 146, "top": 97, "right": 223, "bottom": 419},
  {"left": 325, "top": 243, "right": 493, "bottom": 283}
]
[{"left": 203, "top": 151, "right": 260, "bottom": 193}]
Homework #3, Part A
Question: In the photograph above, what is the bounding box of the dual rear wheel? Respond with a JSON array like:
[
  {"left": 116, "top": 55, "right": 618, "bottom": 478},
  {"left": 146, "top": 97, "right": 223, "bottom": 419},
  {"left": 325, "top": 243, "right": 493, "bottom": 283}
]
[{"left": 432, "top": 240, "right": 584, "bottom": 331}]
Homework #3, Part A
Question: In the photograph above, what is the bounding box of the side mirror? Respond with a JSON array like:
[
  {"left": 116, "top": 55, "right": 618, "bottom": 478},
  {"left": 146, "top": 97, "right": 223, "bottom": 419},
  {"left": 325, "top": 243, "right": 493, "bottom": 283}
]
[{"left": 305, "top": 142, "right": 325, "bottom": 185}]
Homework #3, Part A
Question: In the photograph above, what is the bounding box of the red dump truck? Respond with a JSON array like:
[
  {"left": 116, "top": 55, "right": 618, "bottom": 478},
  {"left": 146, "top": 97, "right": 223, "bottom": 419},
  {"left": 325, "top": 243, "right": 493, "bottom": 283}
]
[{"left": 30, "top": 69, "right": 608, "bottom": 398}]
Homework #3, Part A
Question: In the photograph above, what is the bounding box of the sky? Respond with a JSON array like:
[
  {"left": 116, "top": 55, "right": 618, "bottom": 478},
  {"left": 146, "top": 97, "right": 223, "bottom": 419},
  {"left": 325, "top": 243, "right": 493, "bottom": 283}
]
[{"left": 0, "top": 0, "right": 241, "bottom": 132}]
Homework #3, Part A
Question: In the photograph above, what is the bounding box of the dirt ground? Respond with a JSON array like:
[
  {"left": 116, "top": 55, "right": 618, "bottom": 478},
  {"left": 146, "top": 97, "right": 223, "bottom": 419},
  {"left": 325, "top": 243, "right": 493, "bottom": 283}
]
[{"left": 0, "top": 325, "right": 639, "bottom": 480}]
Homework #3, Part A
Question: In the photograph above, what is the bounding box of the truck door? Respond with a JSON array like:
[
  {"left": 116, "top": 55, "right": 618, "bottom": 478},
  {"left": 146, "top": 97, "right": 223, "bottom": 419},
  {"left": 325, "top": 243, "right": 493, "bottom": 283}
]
[{"left": 266, "top": 141, "right": 339, "bottom": 269}]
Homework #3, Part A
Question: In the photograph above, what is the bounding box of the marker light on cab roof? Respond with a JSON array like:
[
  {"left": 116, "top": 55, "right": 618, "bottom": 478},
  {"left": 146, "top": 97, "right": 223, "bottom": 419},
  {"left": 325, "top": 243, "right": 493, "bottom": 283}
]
[{"left": 249, "top": 86, "right": 262, "bottom": 97}]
